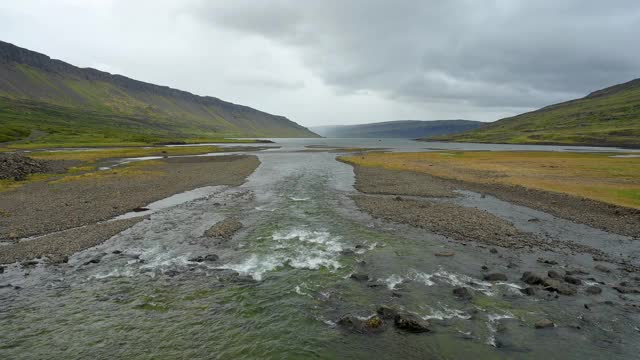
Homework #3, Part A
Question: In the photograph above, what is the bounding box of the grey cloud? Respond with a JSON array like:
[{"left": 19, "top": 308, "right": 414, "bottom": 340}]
[{"left": 192, "top": 0, "right": 640, "bottom": 108}]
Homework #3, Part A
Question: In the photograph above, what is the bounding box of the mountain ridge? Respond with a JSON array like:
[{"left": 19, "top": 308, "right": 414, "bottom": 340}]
[
  {"left": 311, "top": 120, "right": 484, "bottom": 138},
  {"left": 427, "top": 78, "right": 640, "bottom": 148},
  {"left": 0, "top": 40, "right": 317, "bottom": 145}
]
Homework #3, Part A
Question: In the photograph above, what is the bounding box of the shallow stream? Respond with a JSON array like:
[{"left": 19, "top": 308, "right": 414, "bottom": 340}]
[{"left": 1, "top": 139, "right": 639, "bottom": 359}]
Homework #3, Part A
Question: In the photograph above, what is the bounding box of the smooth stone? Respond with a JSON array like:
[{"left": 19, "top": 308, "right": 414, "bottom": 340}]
[
  {"left": 535, "top": 319, "right": 555, "bottom": 329},
  {"left": 483, "top": 273, "right": 507, "bottom": 281}
]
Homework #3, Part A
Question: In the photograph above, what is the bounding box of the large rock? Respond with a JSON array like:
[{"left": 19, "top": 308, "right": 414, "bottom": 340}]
[
  {"left": 483, "top": 273, "right": 507, "bottom": 281},
  {"left": 612, "top": 285, "right": 640, "bottom": 294},
  {"left": 594, "top": 264, "right": 612, "bottom": 273},
  {"left": 521, "top": 272, "right": 545, "bottom": 285},
  {"left": 337, "top": 315, "right": 385, "bottom": 333},
  {"left": 543, "top": 279, "right": 577, "bottom": 296},
  {"left": 0, "top": 153, "right": 60, "bottom": 181},
  {"left": 350, "top": 273, "right": 370, "bottom": 281},
  {"left": 452, "top": 287, "right": 473, "bottom": 300},
  {"left": 548, "top": 270, "right": 563, "bottom": 279},
  {"left": 563, "top": 275, "right": 582, "bottom": 285},
  {"left": 520, "top": 287, "right": 536, "bottom": 296},
  {"left": 534, "top": 319, "right": 555, "bottom": 329},
  {"left": 585, "top": 286, "right": 602, "bottom": 295},
  {"left": 394, "top": 313, "right": 431, "bottom": 333},
  {"left": 377, "top": 305, "right": 400, "bottom": 319},
  {"left": 189, "top": 254, "right": 219, "bottom": 263},
  {"left": 204, "top": 218, "right": 243, "bottom": 239}
]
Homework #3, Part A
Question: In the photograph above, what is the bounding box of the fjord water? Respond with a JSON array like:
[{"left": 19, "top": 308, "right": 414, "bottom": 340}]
[{"left": 1, "top": 140, "right": 639, "bottom": 359}]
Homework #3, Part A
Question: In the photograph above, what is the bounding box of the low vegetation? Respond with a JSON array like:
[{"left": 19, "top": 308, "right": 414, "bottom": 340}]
[
  {"left": 429, "top": 78, "right": 640, "bottom": 148},
  {"left": 341, "top": 151, "right": 640, "bottom": 208},
  {"left": 28, "top": 145, "right": 224, "bottom": 162},
  {"left": 0, "top": 146, "right": 227, "bottom": 193}
]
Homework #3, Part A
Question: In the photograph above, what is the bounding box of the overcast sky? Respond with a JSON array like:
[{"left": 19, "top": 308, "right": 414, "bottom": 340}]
[{"left": 1, "top": 0, "right": 639, "bottom": 126}]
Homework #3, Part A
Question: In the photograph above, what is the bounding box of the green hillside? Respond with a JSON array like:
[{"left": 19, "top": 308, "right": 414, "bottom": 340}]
[
  {"left": 0, "top": 40, "right": 317, "bottom": 147},
  {"left": 428, "top": 79, "right": 640, "bottom": 148}
]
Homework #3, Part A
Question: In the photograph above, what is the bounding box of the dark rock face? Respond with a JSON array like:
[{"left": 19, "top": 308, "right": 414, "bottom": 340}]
[
  {"left": 521, "top": 272, "right": 545, "bottom": 285},
  {"left": 566, "top": 269, "right": 589, "bottom": 276},
  {"left": 534, "top": 319, "right": 555, "bottom": 329},
  {"left": 585, "top": 286, "right": 602, "bottom": 295},
  {"left": 189, "top": 254, "right": 219, "bottom": 263},
  {"left": 434, "top": 251, "right": 455, "bottom": 257},
  {"left": 377, "top": 305, "right": 400, "bottom": 319},
  {"left": 483, "top": 273, "right": 508, "bottom": 281},
  {"left": 548, "top": 270, "right": 563, "bottom": 279},
  {"left": 613, "top": 285, "right": 640, "bottom": 294},
  {"left": 452, "top": 287, "right": 473, "bottom": 300},
  {"left": 337, "top": 315, "right": 385, "bottom": 333},
  {"left": 543, "top": 279, "right": 577, "bottom": 296},
  {"left": 537, "top": 258, "right": 558, "bottom": 265},
  {"left": 350, "top": 273, "right": 370, "bottom": 281},
  {"left": 394, "top": 313, "right": 431, "bottom": 333},
  {"left": 376, "top": 306, "right": 431, "bottom": 333},
  {"left": 595, "top": 264, "right": 612, "bottom": 273},
  {"left": 564, "top": 275, "right": 582, "bottom": 285},
  {"left": 0, "top": 153, "right": 62, "bottom": 181},
  {"left": 520, "top": 287, "right": 536, "bottom": 296},
  {"left": 205, "top": 218, "right": 243, "bottom": 239}
]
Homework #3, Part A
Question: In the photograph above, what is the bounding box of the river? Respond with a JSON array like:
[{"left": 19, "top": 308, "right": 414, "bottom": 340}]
[{"left": 1, "top": 139, "right": 638, "bottom": 359}]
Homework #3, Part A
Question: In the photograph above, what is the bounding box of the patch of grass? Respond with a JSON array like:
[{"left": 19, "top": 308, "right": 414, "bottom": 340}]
[
  {"left": 0, "top": 173, "right": 59, "bottom": 193},
  {"left": 29, "top": 145, "right": 224, "bottom": 162},
  {"left": 49, "top": 166, "right": 162, "bottom": 184},
  {"left": 340, "top": 151, "right": 640, "bottom": 208}
]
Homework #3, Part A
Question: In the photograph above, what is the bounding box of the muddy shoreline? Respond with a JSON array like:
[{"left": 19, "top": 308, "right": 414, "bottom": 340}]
[{"left": 0, "top": 155, "right": 259, "bottom": 264}]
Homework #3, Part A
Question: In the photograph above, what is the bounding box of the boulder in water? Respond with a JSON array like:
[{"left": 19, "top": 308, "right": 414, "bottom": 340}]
[
  {"left": 337, "top": 315, "right": 385, "bottom": 334},
  {"left": 483, "top": 273, "right": 507, "bottom": 281},
  {"left": 548, "top": 270, "right": 563, "bottom": 279},
  {"left": 452, "top": 287, "right": 473, "bottom": 300},
  {"left": 585, "top": 286, "right": 602, "bottom": 295},
  {"left": 394, "top": 313, "right": 431, "bottom": 333},
  {"left": 350, "top": 273, "right": 370, "bottom": 281},
  {"left": 521, "top": 272, "right": 545, "bottom": 285},
  {"left": 534, "top": 319, "right": 555, "bottom": 329}
]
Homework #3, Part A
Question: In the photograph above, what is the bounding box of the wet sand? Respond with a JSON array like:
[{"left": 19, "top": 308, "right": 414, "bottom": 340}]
[{"left": 0, "top": 155, "right": 259, "bottom": 264}]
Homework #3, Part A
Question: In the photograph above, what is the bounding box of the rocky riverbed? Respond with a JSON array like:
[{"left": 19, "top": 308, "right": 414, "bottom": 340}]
[
  {"left": 0, "top": 155, "right": 259, "bottom": 263},
  {"left": 1, "top": 140, "right": 639, "bottom": 359}
]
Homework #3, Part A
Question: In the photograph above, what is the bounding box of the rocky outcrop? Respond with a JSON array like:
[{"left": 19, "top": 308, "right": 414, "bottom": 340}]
[{"left": 0, "top": 153, "right": 66, "bottom": 181}]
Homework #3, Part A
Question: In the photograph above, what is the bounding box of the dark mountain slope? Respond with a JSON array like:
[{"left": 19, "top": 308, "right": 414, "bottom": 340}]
[
  {"left": 311, "top": 120, "right": 483, "bottom": 138},
  {"left": 0, "top": 40, "right": 317, "bottom": 145}
]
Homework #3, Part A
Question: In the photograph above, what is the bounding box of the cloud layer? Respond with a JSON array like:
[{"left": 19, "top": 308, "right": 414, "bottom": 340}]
[{"left": 1, "top": 0, "right": 639, "bottom": 125}]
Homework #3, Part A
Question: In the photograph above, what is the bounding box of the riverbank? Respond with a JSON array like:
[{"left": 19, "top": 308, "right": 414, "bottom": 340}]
[
  {"left": 340, "top": 151, "right": 640, "bottom": 238},
  {"left": 0, "top": 154, "right": 259, "bottom": 264}
]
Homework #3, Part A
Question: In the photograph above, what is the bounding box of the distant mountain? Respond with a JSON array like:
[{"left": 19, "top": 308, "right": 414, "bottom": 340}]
[
  {"left": 311, "top": 120, "right": 484, "bottom": 138},
  {"left": 0, "top": 40, "right": 317, "bottom": 145},
  {"left": 428, "top": 79, "right": 640, "bottom": 148}
]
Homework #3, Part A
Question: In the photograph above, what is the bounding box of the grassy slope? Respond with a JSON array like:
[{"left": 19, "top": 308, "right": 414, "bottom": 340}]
[
  {"left": 340, "top": 151, "right": 640, "bottom": 209},
  {"left": 0, "top": 59, "right": 317, "bottom": 147},
  {"left": 429, "top": 79, "right": 640, "bottom": 148}
]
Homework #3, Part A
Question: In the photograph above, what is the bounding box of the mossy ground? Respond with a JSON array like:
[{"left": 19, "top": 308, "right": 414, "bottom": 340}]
[
  {"left": 341, "top": 151, "right": 640, "bottom": 208},
  {"left": 0, "top": 146, "right": 227, "bottom": 192}
]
